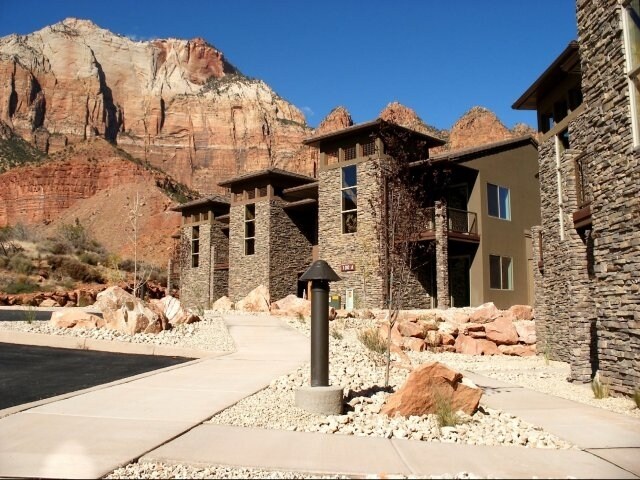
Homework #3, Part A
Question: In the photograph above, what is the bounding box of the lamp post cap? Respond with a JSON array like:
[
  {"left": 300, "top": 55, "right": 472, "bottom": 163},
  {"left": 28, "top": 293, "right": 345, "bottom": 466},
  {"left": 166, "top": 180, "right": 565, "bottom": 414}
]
[{"left": 300, "top": 260, "right": 341, "bottom": 282}]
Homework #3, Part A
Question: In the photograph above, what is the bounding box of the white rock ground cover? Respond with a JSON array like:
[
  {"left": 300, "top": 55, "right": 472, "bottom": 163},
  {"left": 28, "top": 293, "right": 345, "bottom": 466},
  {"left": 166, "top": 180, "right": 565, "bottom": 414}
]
[
  {"left": 0, "top": 311, "right": 235, "bottom": 353},
  {"left": 4, "top": 311, "right": 638, "bottom": 479}
]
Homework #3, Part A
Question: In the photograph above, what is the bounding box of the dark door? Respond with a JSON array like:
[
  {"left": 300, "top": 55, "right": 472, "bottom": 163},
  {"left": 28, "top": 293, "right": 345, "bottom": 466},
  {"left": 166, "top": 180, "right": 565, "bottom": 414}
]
[{"left": 448, "top": 255, "right": 470, "bottom": 307}]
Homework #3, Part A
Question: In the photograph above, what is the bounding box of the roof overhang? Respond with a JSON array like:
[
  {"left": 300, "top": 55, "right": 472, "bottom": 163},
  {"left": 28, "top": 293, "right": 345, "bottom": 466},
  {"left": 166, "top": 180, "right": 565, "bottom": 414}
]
[
  {"left": 512, "top": 41, "right": 580, "bottom": 110},
  {"left": 430, "top": 135, "right": 538, "bottom": 163},
  {"left": 170, "top": 195, "right": 230, "bottom": 212},
  {"left": 303, "top": 118, "right": 446, "bottom": 148},
  {"left": 218, "top": 167, "right": 316, "bottom": 188}
]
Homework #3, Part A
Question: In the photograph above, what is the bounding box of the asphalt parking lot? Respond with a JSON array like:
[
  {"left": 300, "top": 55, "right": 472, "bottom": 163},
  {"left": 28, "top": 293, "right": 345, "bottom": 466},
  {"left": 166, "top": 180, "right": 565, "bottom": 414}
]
[{"left": 0, "top": 343, "right": 192, "bottom": 410}]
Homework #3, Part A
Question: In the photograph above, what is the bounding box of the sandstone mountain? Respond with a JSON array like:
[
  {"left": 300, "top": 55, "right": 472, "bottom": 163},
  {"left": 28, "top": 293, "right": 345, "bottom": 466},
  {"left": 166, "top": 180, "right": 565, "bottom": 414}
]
[
  {"left": 0, "top": 18, "right": 313, "bottom": 194},
  {"left": 0, "top": 18, "right": 536, "bottom": 268}
]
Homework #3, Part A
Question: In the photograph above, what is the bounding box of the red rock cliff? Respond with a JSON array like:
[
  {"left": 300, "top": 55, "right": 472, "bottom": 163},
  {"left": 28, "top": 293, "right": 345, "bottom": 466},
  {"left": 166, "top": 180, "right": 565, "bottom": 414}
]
[{"left": 0, "top": 18, "right": 313, "bottom": 194}]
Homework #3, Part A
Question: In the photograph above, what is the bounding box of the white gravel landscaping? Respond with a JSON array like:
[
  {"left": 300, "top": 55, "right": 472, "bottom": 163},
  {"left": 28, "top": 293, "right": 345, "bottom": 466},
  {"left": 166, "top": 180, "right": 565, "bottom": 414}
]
[
  {"left": 206, "top": 316, "right": 574, "bottom": 450},
  {"left": 0, "top": 311, "right": 235, "bottom": 353}
]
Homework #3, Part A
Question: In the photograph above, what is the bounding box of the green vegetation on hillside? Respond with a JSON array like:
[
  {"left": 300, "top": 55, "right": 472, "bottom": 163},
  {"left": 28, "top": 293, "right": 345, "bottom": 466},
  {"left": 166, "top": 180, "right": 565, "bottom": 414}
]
[{"left": 0, "top": 136, "right": 45, "bottom": 173}]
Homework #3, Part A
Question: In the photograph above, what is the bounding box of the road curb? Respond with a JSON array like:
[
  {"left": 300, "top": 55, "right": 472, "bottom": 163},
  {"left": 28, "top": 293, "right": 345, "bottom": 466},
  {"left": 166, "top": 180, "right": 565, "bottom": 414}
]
[{"left": 0, "top": 330, "right": 221, "bottom": 359}]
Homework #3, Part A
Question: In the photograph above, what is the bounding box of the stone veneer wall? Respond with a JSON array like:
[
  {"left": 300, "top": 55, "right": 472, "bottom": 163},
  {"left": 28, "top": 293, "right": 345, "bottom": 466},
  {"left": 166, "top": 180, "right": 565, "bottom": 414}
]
[
  {"left": 318, "top": 160, "right": 384, "bottom": 309},
  {"left": 268, "top": 198, "right": 313, "bottom": 301},
  {"left": 179, "top": 219, "right": 230, "bottom": 309},
  {"left": 574, "top": 0, "right": 640, "bottom": 394},
  {"left": 228, "top": 200, "right": 270, "bottom": 301},
  {"left": 534, "top": 137, "right": 595, "bottom": 382}
]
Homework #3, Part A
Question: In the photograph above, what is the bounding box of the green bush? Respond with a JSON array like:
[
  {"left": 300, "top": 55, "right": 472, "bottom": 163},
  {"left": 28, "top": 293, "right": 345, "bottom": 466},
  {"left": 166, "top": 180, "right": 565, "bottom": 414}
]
[
  {"left": 117, "top": 258, "right": 136, "bottom": 272},
  {"left": 48, "top": 255, "right": 104, "bottom": 283},
  {"left": 78, "top": 251, "right": 106, "bottom": 266},
  {"left": 8, "top": 254, "right": 33, "bottom": 275},
  {"left": 4, "top": 276, "right": 40, "bottom": 294},
  {"left": 56, "top": 220, "right": 105, "bottom": 255},
  {"left": 0, "top": 256, "right": 8, "bottom": 269}
]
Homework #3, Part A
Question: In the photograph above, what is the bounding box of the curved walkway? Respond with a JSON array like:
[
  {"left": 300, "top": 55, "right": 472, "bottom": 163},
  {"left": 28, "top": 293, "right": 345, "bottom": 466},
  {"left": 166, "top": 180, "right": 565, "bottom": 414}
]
[
  {"left": 0, "top": 314, "right": 309, "bottom": 479},
  {"left": 0, "top": 313, "right": 638, "bottom": 478}
]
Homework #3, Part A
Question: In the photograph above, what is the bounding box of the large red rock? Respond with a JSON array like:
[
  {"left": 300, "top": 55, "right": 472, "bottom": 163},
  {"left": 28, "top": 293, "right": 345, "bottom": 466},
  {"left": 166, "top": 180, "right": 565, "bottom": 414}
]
[
  {"left": 235, "top": 285, "right": 270, "bottom": 312},
  {"left": 402, "top": 337, "right": 426, "bottom": 352},
  {"left": 50, "top": 310, "right": 102, "bottom": 329},
  {"left": 397, "top": 321, "right": 425, "bottom": 338},
  {"left": 469, "top": 302, "right": 501, "bottom": 324},
  {"left": 454, "top": 334, "right": 500, "bottom": 355},
  {"left": 95, "top": 286, "right": 162, "bottom": 335},
  {"left": 211, "top": 296, "right": 234, "bottom": 312},
  {"left": 498, "top": 344, "right": 536, "bottom": 357},
  {"left": 509, "top": 305, "right": 534, "bottom": 321},
  {"left": 149, "top": 296, "right": 197, "bottom": 327},
  {"left": 514, "top": 320, "right": 537, "bottom": 345},
  {"left": 271, "top": 294, "right": 311, "bottom": 318},
  {"left": 437, "top": 310, "right": 471, "bottom": 324},
  {"left": 484, "top": 315, "right": 519, "bottom": 345},
  {"left": 381, "top": 362, "right": 482, "bottom": 417}
]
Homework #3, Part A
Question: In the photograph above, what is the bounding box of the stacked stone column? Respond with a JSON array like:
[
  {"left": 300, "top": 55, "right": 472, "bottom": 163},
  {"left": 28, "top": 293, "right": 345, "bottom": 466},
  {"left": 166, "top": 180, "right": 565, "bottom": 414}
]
[{"left": 435, "top": 200, "right": 450, "bottom": 309}]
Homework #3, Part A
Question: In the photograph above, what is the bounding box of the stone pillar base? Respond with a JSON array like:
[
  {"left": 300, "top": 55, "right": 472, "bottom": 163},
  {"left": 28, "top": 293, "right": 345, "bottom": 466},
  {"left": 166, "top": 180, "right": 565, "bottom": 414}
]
[{"left": 295, "top": 385, "right": 343, "bottom": 415}]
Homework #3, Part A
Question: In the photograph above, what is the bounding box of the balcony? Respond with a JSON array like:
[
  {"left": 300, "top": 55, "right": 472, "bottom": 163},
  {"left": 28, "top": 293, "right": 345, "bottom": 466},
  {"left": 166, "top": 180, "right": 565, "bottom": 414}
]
[
  {"left": 413, "top": 207, "right": 480, "bottom": 243},
  {"left": 573, "top": 152, "right": 592, "bottom": 229}
]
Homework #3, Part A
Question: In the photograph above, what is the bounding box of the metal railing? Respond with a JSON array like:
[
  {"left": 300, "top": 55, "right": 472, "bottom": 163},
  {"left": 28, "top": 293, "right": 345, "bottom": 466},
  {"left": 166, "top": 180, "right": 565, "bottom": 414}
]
[
  {"left": 574, "top": 152, "right": 593, "bottom": 209},
  {"left": 417, "top": 206, "right": 478, "bottom": 236}
]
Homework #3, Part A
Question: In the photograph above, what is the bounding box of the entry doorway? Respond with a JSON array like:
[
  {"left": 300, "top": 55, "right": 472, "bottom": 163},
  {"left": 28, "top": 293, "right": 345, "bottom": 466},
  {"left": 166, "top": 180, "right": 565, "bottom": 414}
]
[{"left": 449, "top": 255, "right": 471, "bottom": 307}]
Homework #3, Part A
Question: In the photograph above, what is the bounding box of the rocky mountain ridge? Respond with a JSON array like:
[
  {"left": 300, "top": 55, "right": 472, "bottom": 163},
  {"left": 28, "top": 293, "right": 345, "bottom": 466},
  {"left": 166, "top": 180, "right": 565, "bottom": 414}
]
[
  {"left": 0, "top": 19, "right": 535, "bottom": 267},
  {"left": 0, "top": 18, "right": 313, "bottom": 193}
]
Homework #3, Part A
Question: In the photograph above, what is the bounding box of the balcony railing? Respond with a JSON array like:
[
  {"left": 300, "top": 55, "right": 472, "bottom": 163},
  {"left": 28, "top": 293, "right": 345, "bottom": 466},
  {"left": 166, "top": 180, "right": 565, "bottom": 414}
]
[
  {"left": 448, "top": 207, "right": 478, "bottom": 235},
  {"left": 574, "top": 152, "right": 593, "bottom": 209},
  {"left": 416, "top": 207, "right": 479, "bottom": 238}
]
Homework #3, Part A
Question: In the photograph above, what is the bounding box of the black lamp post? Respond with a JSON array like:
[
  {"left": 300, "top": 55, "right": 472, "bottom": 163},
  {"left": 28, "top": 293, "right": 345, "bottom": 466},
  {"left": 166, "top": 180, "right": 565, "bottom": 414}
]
[
  {"left": 299, "top": 260, "right": 341, "bottom": 387},
  {"left": 295, "top": 260, "right": 343, "bottom": 415}
]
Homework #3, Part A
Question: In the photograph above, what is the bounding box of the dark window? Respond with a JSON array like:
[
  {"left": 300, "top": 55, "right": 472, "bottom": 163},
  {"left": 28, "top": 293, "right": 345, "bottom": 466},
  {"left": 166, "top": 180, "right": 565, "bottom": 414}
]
[
  {"left": 487, "top": 183, "right": 510, "bottom": 220},
  {"left": 362, "top": 139, "right": 376, "bottom": 156},
  {"left": 539, "top": 112, "right": 554, "bottom": 133},
  {"left": 245, "top": 204, "right": 255, "bottom": 255},
  {"left": 343, "top": 145, "right": 356, "bottom": 161},
  {"left": 553, "top": 99, "right": 568, "bottom": 124},
  {"left": 489, "top": 255, "right": 512, "bottom": 290},
  {"left": 191, "top": 226, "right": 200, "bottom": 268},
  {"left": 568, "top": 87, "right": 583, "bottom": 111},
  {"left": 559, "top": 129, "right": 570, "bottom": 151},
  {"left": 341, "top": 165, "right": 357, "bottom": 234}
]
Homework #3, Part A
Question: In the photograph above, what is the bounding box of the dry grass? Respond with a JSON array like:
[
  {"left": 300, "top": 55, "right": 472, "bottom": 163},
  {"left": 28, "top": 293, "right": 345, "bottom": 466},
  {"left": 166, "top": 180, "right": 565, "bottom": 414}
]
[
  {"left": 357, "top": 328, "right": 387, "bottom": 355},
  {"left": 591, "top": 373, "right": 610, "bottom": 399},
  {"left": 434, "top": 390, "right": 460, "bottom": 428},
  {"left": 633, "top": 388, "right": 640, "bottom": 409}
]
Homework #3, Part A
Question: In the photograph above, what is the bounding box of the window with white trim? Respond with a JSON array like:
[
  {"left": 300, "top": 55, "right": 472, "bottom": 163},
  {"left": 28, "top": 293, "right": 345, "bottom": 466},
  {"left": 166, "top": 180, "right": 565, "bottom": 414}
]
[
  {"left": 244, "top": 204, "right": 255, "bottom": 255},
  {"left": 622, "top": 0, "right": 640, "bottom": 147},
  {"left": 487, "top": 183, "right": 511, "bottom": 220},
  {"left": 341, "top": 165, "right": 357, "bottom": 234},
  {"left": 489, "top": 255, "right": 513, "bottom": 290}
]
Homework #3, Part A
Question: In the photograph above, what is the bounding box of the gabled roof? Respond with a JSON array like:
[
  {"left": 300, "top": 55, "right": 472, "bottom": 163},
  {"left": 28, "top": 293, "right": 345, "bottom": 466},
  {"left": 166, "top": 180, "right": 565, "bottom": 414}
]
[
  {"left": 303, "top": 118, "right": 446, "bottom": 148},
  {"left": 218, "top": 167, "right": 316, "bottom": 188},
  {"left": 512, "top": 41, "right": 581, "bottom": 110},
  {"left": 430, "top": 135, "right": 538, "bottom": 164},
  {"left": 170, "top": 194, "right": 230, "bottom": 212}
]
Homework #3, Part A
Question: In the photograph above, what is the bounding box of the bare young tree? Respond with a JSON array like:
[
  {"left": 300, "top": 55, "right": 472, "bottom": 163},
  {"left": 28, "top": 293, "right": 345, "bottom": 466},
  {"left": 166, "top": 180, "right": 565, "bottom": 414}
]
[
  {"left": 371, "top": 122, "right": 451, "bottom": 386},
  {"left": 126, "top": 191, "right": 151, "bottom": 298}
]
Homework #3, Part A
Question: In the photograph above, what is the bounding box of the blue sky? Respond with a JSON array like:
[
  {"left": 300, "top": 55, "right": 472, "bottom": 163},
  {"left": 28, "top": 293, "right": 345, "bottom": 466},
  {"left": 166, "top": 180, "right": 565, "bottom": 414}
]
[{"left": 0, "top": 1, "right": 577, "bottom": 130}]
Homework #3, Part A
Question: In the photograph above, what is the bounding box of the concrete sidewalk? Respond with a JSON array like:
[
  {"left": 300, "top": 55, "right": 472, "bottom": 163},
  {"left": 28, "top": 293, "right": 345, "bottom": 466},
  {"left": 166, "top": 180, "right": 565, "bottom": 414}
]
[
  {"left": 141, "top": 357, "right": 640, "bottom": 478},
  {"left": 1, "top": 312, "right": 639, "bottom": 479},
  {"left": 0, "top": 314, "right": 309, "bottom": 479}
]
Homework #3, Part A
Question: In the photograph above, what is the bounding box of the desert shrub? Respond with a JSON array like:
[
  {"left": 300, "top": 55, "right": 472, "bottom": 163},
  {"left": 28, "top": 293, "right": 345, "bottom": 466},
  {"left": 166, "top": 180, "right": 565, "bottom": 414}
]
[
  {"left": 117, "top": 258, "right": 136, "bottom": 272},
  {"left": 434, "top": 391, "right": 459, "bottom": 428},
  {"left": 4, "top": 276, "right": 40, "bottom": 294},
  {"left": 78, "top": 251, "right": 107, "bottom": 266},
  {"left": 358, "top": 328, "right": 387, "bottom": 355},
  {"left": 0, "top": 256, "right": 8, "bottom": 268},
  {"left": 330, "top": 327, "right": 344, "bottom": 340},
  {"left": 56, "top": 219, "right": 105, "bottom": 255},
  {"left": 8, "top": 253, "right": 33, "bottom": 275},
  {"left": 48, "top": 255, "right": 104, "bottom": 283},
  {"left": 634, "top": 388, "right": 640, "bottom": 409},
  {"left": 591, "top": 373, "right": 610, "bottom": 399}
]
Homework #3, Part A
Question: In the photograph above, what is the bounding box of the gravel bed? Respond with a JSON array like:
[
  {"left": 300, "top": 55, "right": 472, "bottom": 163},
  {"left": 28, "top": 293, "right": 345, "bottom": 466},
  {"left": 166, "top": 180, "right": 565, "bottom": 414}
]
[
  {"left": 106, "top": 462, "right": 348, "bottom": 479},
  {"left": 207, "top": 316, "right": 573, "bottom": 450},
  {"left": 0, "top": 311, "right": 235, "bottom": 353},
  {"left": 406, "top": 350, "right": 640, "bottom": 419}
]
